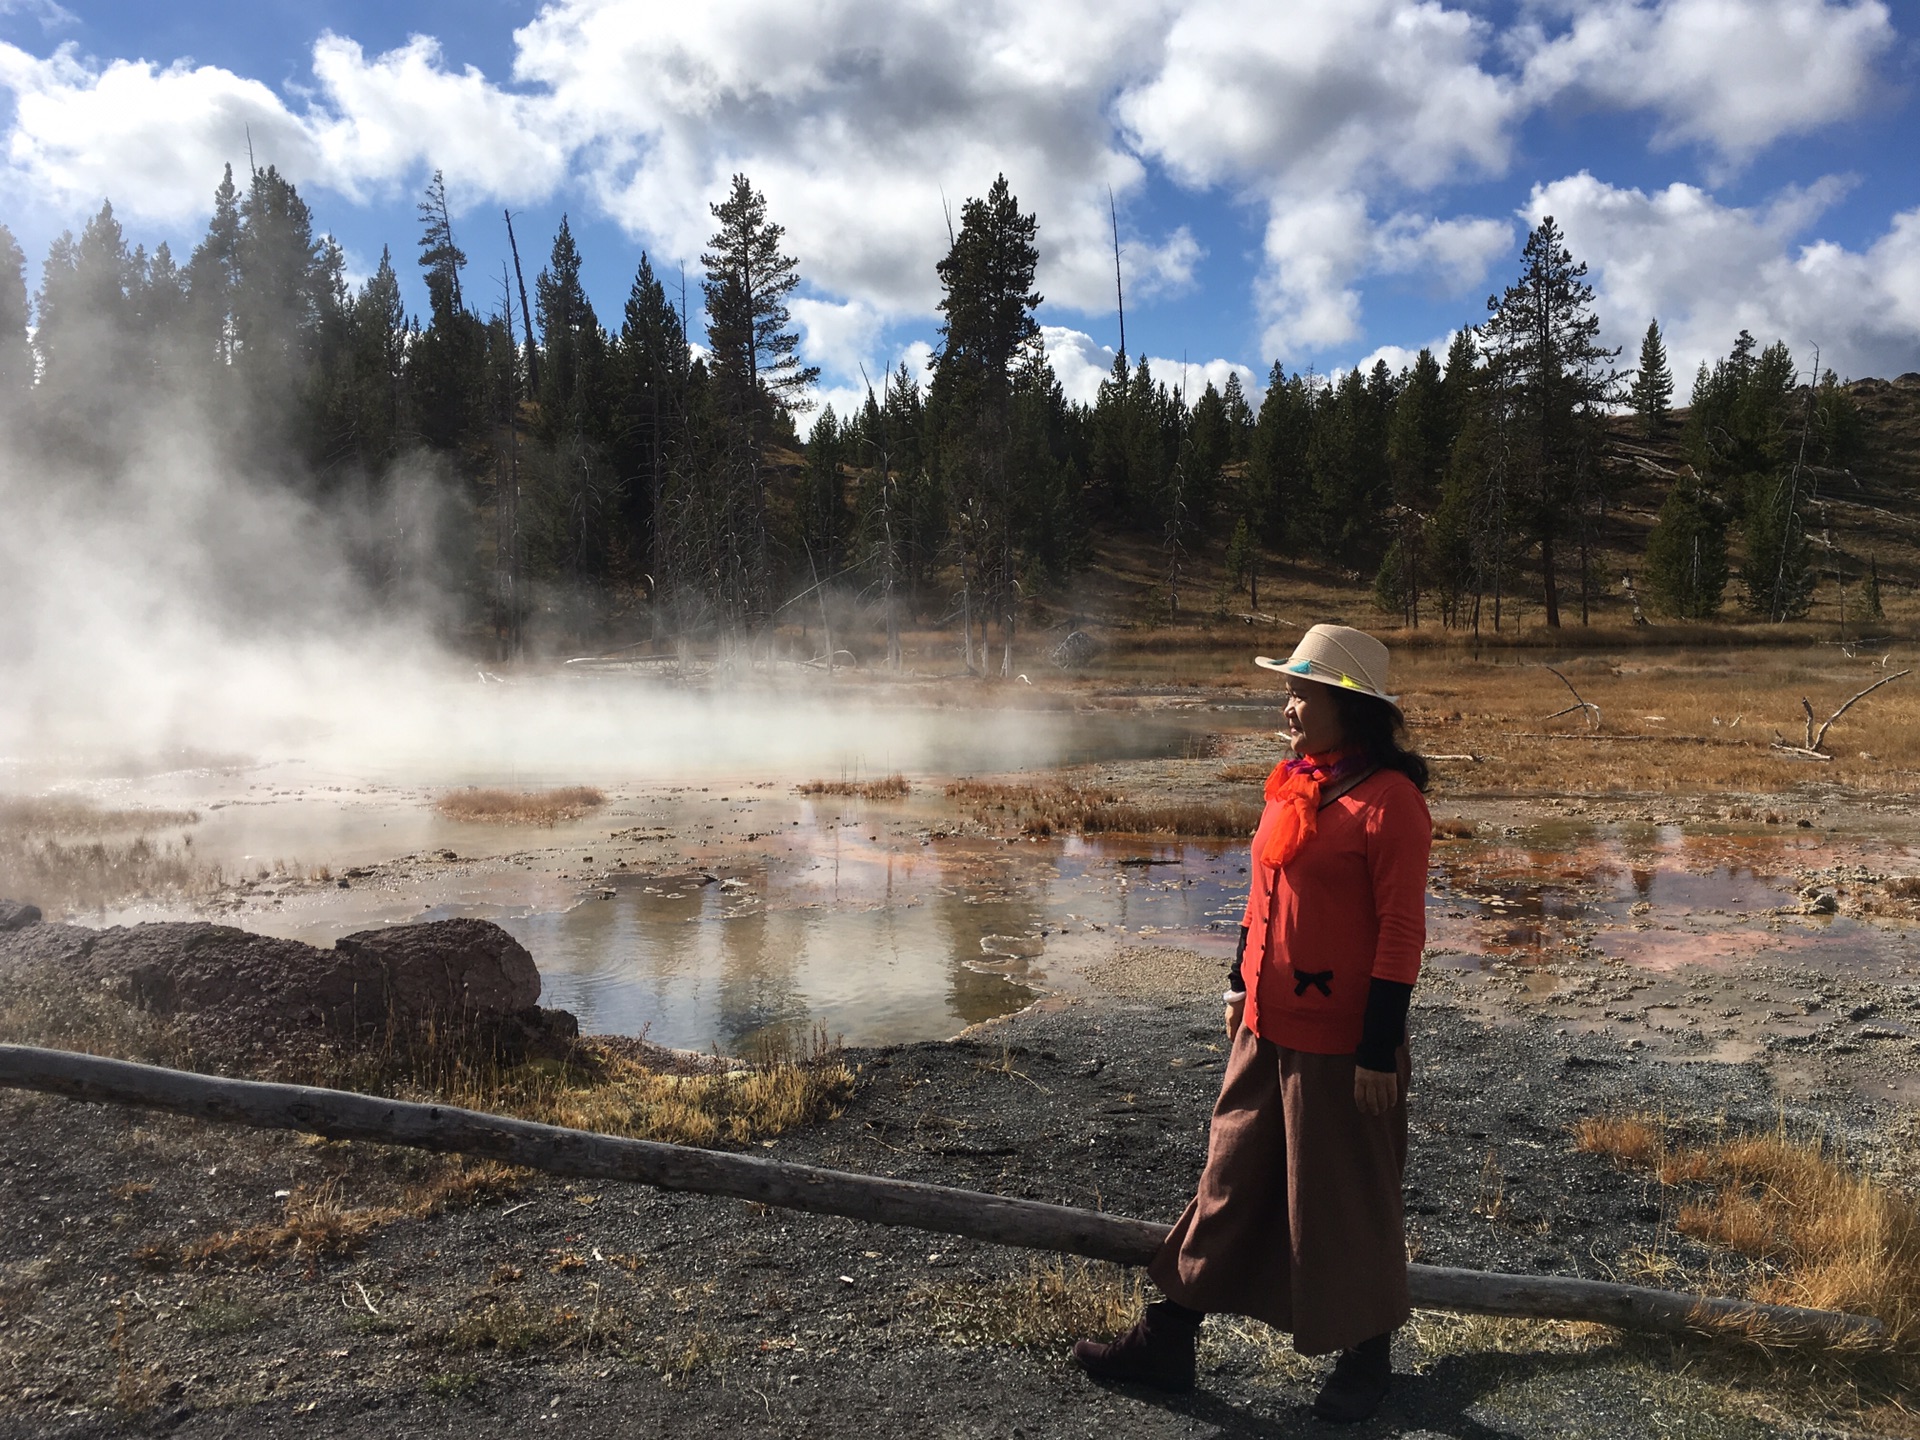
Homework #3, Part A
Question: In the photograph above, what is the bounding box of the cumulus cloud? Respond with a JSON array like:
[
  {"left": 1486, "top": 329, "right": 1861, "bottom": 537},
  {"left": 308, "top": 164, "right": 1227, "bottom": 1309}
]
[
  {"left": 0, "top": 34, "right": 561, "bottom": 225},
  {"left": 1040, "top": 325, "right": 1256, "bottom": 409},
  {"left": 0, "top": 0, "right": 1908, "bottom": 374},
  {"left": 1251, "top": 199, "right": 1510, "bottom": 360},
  {"left": 1532, "top": 171, "right": 1920, "bottom": 384},
  {"left": 1515, "top": 0, "right": 1895, "bottom": 164}
]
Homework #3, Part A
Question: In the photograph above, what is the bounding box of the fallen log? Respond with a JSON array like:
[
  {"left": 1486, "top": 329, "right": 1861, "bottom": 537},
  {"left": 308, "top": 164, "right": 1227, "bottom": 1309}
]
[{"left": 0, "top": 1044, "right": 1883, "bottom": 1343}]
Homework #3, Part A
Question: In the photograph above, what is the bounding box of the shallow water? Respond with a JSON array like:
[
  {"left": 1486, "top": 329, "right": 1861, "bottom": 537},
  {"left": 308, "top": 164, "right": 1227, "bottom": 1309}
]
[
  {"left": 15, "top": 675, "right": 1920, "bottom": 1053},
  {"left": 513, "top": 832, "right": 1248, "bottom": 1053}
]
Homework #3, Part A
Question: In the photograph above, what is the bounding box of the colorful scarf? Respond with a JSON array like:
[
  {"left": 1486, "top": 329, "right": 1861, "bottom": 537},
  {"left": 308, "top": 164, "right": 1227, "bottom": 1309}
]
[{"left": 1260, "top": 748, "right": 1365, "bottom": 868}]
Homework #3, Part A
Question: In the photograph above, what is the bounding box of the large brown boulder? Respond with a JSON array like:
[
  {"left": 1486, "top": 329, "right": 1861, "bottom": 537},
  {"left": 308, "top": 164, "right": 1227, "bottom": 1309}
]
[
  {"left": 0, "top": 905, "right": 574, "bottom": 1065},
  {"left": 335, "top": 918, "right": 542, "bottom": 1019}
]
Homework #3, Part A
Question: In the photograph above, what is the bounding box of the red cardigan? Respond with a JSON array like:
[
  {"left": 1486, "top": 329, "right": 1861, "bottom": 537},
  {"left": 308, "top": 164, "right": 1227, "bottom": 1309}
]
[{"left": 1240, "top": 768, "right": 1431, "bottom": 1054}]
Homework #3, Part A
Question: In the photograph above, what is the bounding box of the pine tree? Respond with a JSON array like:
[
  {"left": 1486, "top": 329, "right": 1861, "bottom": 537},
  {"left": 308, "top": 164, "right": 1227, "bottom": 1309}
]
[
  {"left": 1383, "top": 348, "right": 1449, "bottom": 625},
  {"left": 534, "top": 216, "right": 605, "bottom": 433},
  {"left": 802, "top": 404, "right": 849, "bottom": 578},
  {"left": 411, "top": 171, "right": 484, "bottom": 453},
  {"left": 702, "top": 174, "right": 817, "bottom": 428},
  {"left": 186, "top": 164, "right": 242, "bottom": 370},
  {"left": 1628, "top": 319, "right": 1672, "bottom": 435},
  {"left": 1743, "top": 469, "right": 1814, "bottom": 620},
  {"left": 613, "top": 253, "right": 689, "bottom": 591},
  {"left": 1479, "top": 216, "right": 1621, "bottom": 627},
  {"left": 0, "top": 225, "right": 33, "bottom": 397},
  {"left": 1858, "top": 555, "right": 1884, "bottom": 622},
  {"left": 701, "top": 174, "right": 816, "bottom": 625},
  {"left": 927, "top": 174, "right": 1043, "bottom": 672},
  {"left": 1186, "top": 380, "right": 1231, "bottom": 520},
  {"left": 348, "top": 246, "right": 409, "bottom": 463},
  {"left": 417, "top": 170, "right": 464, "bottom": 324},
  {"left": 1642, "top": 473, "right": 1727, "bottom": 618},
  {"left": 1246, "top": 362, "right": 1314, "bottom": 550},
  {"left": 1219, "top": 371, "right": 1254, "bottom": 462}
]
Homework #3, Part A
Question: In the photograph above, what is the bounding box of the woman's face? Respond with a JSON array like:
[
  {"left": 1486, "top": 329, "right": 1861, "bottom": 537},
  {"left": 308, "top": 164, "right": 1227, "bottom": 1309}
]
[{"left": 1284, "top": 679, "right": 1346, "bottom": 755}]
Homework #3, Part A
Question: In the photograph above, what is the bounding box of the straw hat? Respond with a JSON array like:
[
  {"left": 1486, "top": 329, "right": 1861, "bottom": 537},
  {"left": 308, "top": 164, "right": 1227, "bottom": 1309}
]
[{"left": 1255, "top": 624, "right": 1400, "bottom": 711}]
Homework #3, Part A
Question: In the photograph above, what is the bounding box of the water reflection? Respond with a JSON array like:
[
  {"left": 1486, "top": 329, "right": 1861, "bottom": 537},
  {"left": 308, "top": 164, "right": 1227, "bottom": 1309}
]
[{"left": 514, "top": 832, "right": 1256, "bottom": 1053}]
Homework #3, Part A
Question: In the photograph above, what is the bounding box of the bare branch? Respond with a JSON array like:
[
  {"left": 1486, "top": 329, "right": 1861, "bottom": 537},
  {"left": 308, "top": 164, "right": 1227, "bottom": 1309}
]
[
  {"left": 1810, "top": 670, "right": 1909, "bottom": 752},
  {"left": 1543, "top": 666, "right": 1601, "bottom": 731}
]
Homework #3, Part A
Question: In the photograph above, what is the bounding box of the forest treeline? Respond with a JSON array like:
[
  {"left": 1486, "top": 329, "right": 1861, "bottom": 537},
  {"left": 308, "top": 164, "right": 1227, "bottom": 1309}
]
[{"left": 0, "top": 164, "right": 1882, "bottom": 663}]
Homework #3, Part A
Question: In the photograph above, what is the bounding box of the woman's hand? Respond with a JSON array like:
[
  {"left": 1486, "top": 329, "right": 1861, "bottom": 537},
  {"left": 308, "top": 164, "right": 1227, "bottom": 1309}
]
[
  {"left": 1353, "top": 1066, "right": 1398, "bottom": 1115},
  {"left": 1224, "top": 992, "right": 1245, "bottom": 1039}
]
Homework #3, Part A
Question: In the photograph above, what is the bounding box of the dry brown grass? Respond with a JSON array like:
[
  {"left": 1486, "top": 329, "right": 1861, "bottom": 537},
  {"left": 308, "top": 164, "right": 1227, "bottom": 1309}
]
[
  {"left": 909, "top": 1259, "right": 1145, "bottom": 1349},
  {"left": 944, "top": 779, "right": 1262, "bottom": 839},
  {"left": 0, "top": 793, "right": 215, "bottom": 912},
  {"left": 181, "top": 1162, "right": 526, "bottom": 1268},
  {"left": 1575, "top": 1114, "right": 1920, "bottom": 1351},
  {"left": 433, "top": 786, "right": 606, "bottom": 826},
  {"left": 1214, "top": 762, "right": 1272, "bottom": 784},
  {"left": 0, "top": 796, "right": 199, "bottom": 835},
  {"left": 1389, "top": 647, "right": 1920, "bottom": 798},
  {"left": 796, "top": 774, "right": 910, "bottom": 798}
]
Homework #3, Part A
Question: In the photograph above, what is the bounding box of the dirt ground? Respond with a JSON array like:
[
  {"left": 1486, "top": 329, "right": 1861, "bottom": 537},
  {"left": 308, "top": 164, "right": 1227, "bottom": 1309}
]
[{"left": 5, "top": 648, "right": 1920, "bottom": 1437}]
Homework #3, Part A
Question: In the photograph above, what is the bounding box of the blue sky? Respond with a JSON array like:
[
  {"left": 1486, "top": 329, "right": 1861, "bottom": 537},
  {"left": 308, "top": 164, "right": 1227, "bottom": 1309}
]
[{"left": 2, "top": 0, "right": 1916, "bottom": 424}]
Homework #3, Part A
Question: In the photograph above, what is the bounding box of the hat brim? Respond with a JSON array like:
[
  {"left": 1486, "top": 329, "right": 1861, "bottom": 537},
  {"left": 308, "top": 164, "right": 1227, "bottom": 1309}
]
[{"left": 1254, "top": 654, "right": 1401, "bottom": 710}]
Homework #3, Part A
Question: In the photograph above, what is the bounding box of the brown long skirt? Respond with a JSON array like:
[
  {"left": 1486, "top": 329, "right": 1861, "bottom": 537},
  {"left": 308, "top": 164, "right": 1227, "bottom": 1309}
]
[{"left": 1147, "top": 1025, "right": 1411, "bottom": 1356}]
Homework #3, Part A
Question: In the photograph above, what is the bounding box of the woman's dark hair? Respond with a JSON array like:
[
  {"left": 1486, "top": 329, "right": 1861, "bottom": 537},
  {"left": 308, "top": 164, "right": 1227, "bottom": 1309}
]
[{"left": 1331, "top": 687, "right": 1429, "bottom": 792}]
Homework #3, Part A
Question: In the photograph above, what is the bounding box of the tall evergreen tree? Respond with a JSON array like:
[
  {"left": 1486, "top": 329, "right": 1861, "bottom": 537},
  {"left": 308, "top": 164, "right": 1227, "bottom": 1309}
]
[
  {"left": 1643, "top": 473, "right": 1728, "bottom": 618},
  {"left": 411, "top": 169, "right": 486, "bottom": 452},
  {"left": 1381, "top": 347, "right": 1448, "bottom": 625},
  {"left": 927, "top": 174, "right": 1044, "bottom": 671},
  {"left": 1479, "top": 216, "right": 1620, "bottom": 626},
  {"left": 1245, "top": 363, "right": 1315, "bottom": 550},
  {"left": 613, "top": 253, "right": 689, "bottom": 592},
  {"left": 1628, "top": 319, "right": 1673, "bottom": 435},
  {"left": 186, "top": 164, "right": 242, "bottom": 371},
  {"left": 702, "top": 174, "right": 817, "bottom": 427},
  {"left": 0, "top": 225, "right": 30, "bottom": 398},
  {"left": 534, "top": 216, "right": 605, "bottom": 432},
  {"left": 701, "top": 174, "right": 816, "bottom": 625}
]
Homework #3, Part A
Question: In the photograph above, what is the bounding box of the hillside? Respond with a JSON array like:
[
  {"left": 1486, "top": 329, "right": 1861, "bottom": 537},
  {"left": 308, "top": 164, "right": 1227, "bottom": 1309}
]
[{"left": 1030, "top": 372, "right": 1920, "bottom": 653}]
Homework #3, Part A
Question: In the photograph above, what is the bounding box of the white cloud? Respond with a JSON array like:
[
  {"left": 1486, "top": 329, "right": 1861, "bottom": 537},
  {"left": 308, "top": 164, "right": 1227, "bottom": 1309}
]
[
  {"left": 1373, "top": 213, "right": 1514, "bottom": 292},
  {"left": 1040, "top": 325, "right": 1257, "bottom": 409},
  {"left": 1516, "top": 0, "right": 1894, "bottom": 164},
  {"left": 0, "top": 34, "right": 561, "bottom": 226},
  {"left": 509, "top": 0, "right": 1191, "bottom": 314},
  {"left": 0, "top": 0, "right": 75, "bottom": 29},
  {"left": 0, "top": 0, "right": 1907, "bottom": 372},
  {"left": 1533, "top": 171, "right": 1920, "bottom": 384}
]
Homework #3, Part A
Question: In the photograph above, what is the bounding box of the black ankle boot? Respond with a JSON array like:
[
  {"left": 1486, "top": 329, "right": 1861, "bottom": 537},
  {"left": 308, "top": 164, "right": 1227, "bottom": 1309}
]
[
  {"left": 1070, "top": 1299, "right": 1201, "bottom": 1392},
  {"left": 1310, "top": 1331, "right": 1391, "bottom": 1423}
]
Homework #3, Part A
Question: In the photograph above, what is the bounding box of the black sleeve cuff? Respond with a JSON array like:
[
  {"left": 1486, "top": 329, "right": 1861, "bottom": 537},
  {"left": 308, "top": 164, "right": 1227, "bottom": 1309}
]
[
  {"left": 1228, "top": 925, "right": 1250, "bottom": 994},
  {"left": 1356, "top": 978, "right": 1413, "bottom": 1072}
]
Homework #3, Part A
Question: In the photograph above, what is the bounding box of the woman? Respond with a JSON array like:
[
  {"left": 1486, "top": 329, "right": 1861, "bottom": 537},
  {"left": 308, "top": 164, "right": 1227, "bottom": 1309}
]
[{"left": 1072, "top": 624, "right": 1431, "bottom": 1425}]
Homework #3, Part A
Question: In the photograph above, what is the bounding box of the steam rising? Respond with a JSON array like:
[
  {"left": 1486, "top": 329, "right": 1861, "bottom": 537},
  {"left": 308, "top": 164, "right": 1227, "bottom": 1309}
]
[{"left": 0, "top": 409, "right": 1081, "bottom": 787}]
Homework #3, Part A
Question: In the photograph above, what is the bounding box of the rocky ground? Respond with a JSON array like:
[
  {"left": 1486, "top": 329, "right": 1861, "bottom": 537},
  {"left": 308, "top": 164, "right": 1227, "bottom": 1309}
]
[{"left": 3, "top": 937, "right": 1918, "bottom": 1439}]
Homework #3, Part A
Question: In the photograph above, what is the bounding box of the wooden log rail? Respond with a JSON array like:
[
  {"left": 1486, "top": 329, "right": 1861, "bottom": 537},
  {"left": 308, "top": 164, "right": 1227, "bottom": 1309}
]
[{"left": 0, "top": 1044, "right": 1884, "bottom": 1343}]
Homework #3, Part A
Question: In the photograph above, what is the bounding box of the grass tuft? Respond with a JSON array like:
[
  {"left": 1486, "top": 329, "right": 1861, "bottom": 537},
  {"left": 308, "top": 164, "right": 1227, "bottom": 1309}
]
[
  {"left": 796, "top": 774, "right": 910, "bottom": 798},
  {"left": 1575, "top": 1113, "right": 1920, "bottom": 1351},
  {"left": 910, "top": 1259, "right": 1145, "bottom": 1349},
  {"left": 433, "top": 787, "right": 606, "bottom": 827},
  {"left": 944, "top": 779, "right": 1261, "bottom": 839}
]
